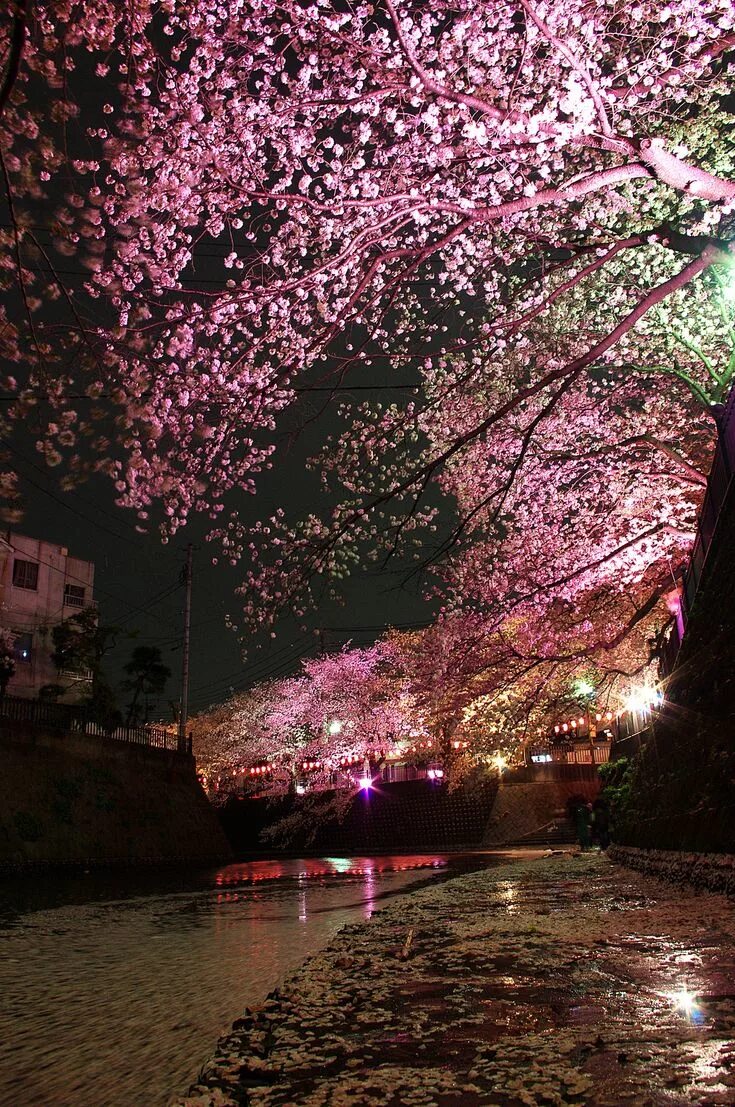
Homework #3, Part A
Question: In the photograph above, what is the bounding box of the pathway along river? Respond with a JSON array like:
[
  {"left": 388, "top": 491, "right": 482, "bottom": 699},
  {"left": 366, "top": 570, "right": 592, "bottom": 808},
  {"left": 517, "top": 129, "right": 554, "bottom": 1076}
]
[{"left": 0, "top": 853, "right": 506, "bottom": 1106}]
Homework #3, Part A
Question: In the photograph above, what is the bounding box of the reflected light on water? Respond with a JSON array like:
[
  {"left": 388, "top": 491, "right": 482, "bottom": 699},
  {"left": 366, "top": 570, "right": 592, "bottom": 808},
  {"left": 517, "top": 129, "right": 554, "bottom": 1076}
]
[
  {"left": 0, "top": 852, "right": 497, "bottom": 1107},
  {"left": 362, "top": 866, "right": 376, "bottom": 918},
  {"left": 214, "top": 854, "right": 451, "bottom": 887},
  {"left": 326, "top": 857, "right": 353, "bottom": 873},
  {"left": 497, "top": 880, "right": 519, "bottom": 914},
  {"left": 664, "top": 985, "right": 702, "bottom": 1021}
]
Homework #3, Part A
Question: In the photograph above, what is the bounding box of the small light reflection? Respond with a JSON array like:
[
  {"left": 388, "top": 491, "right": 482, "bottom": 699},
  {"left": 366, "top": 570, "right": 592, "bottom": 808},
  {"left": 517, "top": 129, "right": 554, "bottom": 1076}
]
[
  {"left": 298, "top": 889, "right": 307, "bottom": 923},
  {"left": 690, "top": 1040, "right": 728, "bottom": 1088},
  {"left": 325, "top": 857, "right": 353, "bottom": 873},
  {"left": 497, "top": 880, "right": 519, "bottom": 913},
  {"left": 665, "top": 985, "right": 703, "bottom": 1022},
  {"left": 363, "top": 865, "right": 376, "bottom": 919}
]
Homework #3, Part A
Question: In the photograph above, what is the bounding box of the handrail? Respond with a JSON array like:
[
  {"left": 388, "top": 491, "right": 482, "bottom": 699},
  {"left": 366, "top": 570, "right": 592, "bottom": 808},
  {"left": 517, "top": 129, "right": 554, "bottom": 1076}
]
[{"left": 0, "top": 693, "right": 192, "bottom": 755}]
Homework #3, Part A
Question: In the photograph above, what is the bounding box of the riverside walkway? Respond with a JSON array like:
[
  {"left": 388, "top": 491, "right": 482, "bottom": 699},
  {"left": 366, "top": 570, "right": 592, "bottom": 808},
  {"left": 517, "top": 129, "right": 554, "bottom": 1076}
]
[{"left": 177, "top": 852, "right": 735, "bottom": 1107}]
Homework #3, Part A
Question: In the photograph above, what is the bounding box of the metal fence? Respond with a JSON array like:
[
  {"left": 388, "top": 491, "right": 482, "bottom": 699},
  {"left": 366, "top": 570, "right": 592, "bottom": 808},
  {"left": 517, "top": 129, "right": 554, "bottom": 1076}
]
[
  {"left": 0, "top": 694, "right": 191, "bottom": 755},
  {"left": 660, "top": 386, "right": 735, "bottom": 675}
]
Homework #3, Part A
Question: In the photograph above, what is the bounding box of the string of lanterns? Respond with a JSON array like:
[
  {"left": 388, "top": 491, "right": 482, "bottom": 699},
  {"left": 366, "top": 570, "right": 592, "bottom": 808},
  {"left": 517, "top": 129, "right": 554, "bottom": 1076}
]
[
  {"left": 553, "top": 711, "right": 615, "bottom": 735},
  {"left": 238, "top": 736, "right": 466, "bottom": 780}
]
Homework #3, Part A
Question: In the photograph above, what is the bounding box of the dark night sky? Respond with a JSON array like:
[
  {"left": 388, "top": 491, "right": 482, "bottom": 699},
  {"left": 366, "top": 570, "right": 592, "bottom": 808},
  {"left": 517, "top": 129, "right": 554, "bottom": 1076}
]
[
  {"left": 2, "top": 39, "right": 443, "bottom": 720},
  {"left": 3, "top": 230, "right": 438, "bottom": 719},
  {"left": 11, "top": 408, "right": 435, "bottom": 719}
]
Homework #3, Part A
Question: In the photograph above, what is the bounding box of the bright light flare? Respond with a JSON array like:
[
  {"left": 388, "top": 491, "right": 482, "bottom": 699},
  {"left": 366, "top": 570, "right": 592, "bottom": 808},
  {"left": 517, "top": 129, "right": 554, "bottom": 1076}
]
[
  {"left": 327, "top": 719, "right": 343, "bottom": 735},
  {"left": 624, "top": 684, "right": 662, "bottom": 714},
  {"left": 574, "top": 679, "right": 595, "bottom": 698},
  {"left": 358, "top": 776, "right": 373, "bottom": 790},
  {"left": 492, "top": 753, "right": 508, "bottom": 772},
  {"left": 665, "top": 986, "right": 700, "bottom": 1020}
]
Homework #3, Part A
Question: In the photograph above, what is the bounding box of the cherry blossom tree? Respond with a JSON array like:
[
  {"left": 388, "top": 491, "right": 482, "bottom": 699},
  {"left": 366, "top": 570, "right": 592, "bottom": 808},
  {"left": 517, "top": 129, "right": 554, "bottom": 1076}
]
[
  {"left": 192, "top": 679, "right": 292, "bottom": 794},
  {"left": 1, "top": 0, "right": 734, "bottom": 673},
  {"left": 197, "top": 642, "right": 421, "bottom": 794}
]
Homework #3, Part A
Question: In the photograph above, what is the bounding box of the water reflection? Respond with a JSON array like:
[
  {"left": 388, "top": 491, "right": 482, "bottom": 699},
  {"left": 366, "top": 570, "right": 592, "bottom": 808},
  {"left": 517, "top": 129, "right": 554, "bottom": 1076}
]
[
  {"left": 214, "top": 853, "right": 450, "bottom": 886},
  {"left": 0, "top": 852, "right": 495, "bottom": 1107}
]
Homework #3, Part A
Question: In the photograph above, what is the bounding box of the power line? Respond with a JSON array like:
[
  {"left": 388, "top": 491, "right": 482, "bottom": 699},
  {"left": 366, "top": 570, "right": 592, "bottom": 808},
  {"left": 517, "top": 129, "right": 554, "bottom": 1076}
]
[
  {"left": 187, "top": 650, "right": 311, "bottom": 710},
  {"left": 4, "top": 445, "right": 142, "bottom": 548},
  {"left": 0, "top": 383, "right": 421, "bottom": 402},
  {"left": 323, "top": 620, "right": 433, "bottom": 632},
  {"left": 3, "top": 439, "right": 153, "bottom": 538},
  {"left": 188, "top": 641, "right": 316, "bottom": 706},
  {"left": 188, "top": 634, "right": 314, "bottom": 696},
  {"left": 114, "top": 582, "right": 182, "bottom": 629}
]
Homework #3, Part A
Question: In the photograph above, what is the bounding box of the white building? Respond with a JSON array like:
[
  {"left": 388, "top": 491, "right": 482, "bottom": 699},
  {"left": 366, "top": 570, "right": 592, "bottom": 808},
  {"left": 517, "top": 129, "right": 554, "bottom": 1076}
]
[{"left": 0, "top": 532, "right": 96, "bottom": 701}]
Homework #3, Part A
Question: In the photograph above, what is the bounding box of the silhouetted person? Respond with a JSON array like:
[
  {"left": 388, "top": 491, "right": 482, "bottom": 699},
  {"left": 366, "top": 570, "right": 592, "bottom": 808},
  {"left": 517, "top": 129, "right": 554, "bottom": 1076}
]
[
  {"left": 592, "top": 798, "right": 610, "bottom": 850},
  {"left": 575, "top": 802, "right": 592, "bottom": 851}
]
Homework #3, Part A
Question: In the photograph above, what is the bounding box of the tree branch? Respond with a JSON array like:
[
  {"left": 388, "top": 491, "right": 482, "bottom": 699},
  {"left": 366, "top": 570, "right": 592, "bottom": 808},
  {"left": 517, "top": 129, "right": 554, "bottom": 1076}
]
[{"left": 0, "top": 0, "right": 27, "bottom": 119}]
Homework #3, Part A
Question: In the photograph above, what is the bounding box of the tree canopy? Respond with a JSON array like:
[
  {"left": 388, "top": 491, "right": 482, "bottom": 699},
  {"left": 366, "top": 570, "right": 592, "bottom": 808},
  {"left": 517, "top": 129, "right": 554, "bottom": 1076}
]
[{"left": 2, "top": 0, "right": 734, "bottom": 718}]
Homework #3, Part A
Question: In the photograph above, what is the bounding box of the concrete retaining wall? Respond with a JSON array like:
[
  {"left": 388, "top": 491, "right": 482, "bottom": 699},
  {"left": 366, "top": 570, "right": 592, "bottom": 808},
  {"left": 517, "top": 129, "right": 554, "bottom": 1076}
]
[
  {"left": 609, "top": 845, "right": 735, "bottom": 896},
  {"left": 482, "top": 778, "right": 599, "bottom": 845},
  {"left": 0, "top": 722, "right": 232, "bottom": 870},
  {"left": 220, "top": 779, "right": 498, "bottom": 855}
]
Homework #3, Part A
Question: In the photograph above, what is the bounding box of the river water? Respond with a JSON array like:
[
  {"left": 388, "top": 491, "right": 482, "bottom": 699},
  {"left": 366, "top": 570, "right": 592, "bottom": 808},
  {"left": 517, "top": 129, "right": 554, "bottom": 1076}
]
[{"left": 0, "top": 853, "right": 501, "bottom": 1106}]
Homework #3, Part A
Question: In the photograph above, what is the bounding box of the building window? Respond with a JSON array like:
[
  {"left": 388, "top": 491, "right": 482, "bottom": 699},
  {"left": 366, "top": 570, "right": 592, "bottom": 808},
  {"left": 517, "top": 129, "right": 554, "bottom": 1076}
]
[
  {"left": 13, "top": 632, "right": 33, "bottom": 664},
  {"left": 12, "top": 559, "right": 39, "bottom": 591},
  {"left": 64, "top": 584, "right": 86, "bottom": 608}
]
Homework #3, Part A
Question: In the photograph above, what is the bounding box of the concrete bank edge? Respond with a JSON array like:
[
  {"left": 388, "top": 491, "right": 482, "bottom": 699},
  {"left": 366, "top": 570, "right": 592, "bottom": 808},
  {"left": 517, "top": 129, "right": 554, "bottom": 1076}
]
[{"left": 608, "top": 844, "right": 735, "bottom": 895}]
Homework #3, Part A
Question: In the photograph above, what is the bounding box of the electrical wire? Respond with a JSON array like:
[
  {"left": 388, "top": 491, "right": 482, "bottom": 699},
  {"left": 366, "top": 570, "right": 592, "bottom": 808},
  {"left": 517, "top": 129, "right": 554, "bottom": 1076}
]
[
  {"left": 186, "top": 647, "right": 313, "bottom": 710},
  {"left": 3, "top": 537, "right": 182, "bottom": 630},
  {"left": 188, "top": 634, "right": 314, "bottom": 697}
]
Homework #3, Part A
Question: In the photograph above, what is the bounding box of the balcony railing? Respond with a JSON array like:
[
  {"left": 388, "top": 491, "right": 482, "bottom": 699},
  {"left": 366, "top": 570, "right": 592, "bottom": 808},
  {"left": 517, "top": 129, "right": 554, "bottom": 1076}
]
[{"left": 0, "top": 694, "right": 192, "bottom": 755}]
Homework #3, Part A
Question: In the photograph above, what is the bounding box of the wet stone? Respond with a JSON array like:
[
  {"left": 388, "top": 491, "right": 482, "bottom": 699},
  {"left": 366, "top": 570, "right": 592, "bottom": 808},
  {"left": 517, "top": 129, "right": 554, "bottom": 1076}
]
[{"left": 175, "top": 853, "right": 735, "bottom": 1107}]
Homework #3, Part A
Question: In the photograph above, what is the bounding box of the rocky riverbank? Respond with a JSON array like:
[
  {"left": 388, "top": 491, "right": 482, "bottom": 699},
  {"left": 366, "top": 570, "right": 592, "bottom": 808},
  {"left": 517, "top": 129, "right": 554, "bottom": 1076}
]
[
  {"left": 608, "top": 845, "right": 735, "bottom": 895},
  {"left": 174, "top": 851, "right": 735, "bottom": 1106}
]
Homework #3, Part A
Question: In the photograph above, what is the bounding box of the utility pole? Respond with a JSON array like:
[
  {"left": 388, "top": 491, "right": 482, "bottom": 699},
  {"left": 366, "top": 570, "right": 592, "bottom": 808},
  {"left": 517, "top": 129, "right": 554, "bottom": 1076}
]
[{"left": 178, "top": 543, "right": 193, "bottom": 751}]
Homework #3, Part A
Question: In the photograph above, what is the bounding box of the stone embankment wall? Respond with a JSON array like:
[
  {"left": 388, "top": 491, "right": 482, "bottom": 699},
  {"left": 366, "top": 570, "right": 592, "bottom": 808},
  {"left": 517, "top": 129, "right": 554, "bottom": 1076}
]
[
  {"left": 609, "top": 845, "right": 735, "bottom": 896},
  {"left": 614, "top": 471, "right": 735, "bottom": 854},
  {"left": 220, "top": 778, "right": 498, "bottom": 855},
  {"left": 482, "top": 777, "right": 599, "bottom": 846},
  {"left": 220, "top": 772, "right": 601, "bottom": 855},
  {"left": 0, "top": 722, "right": 232, "bottom": 870}
]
